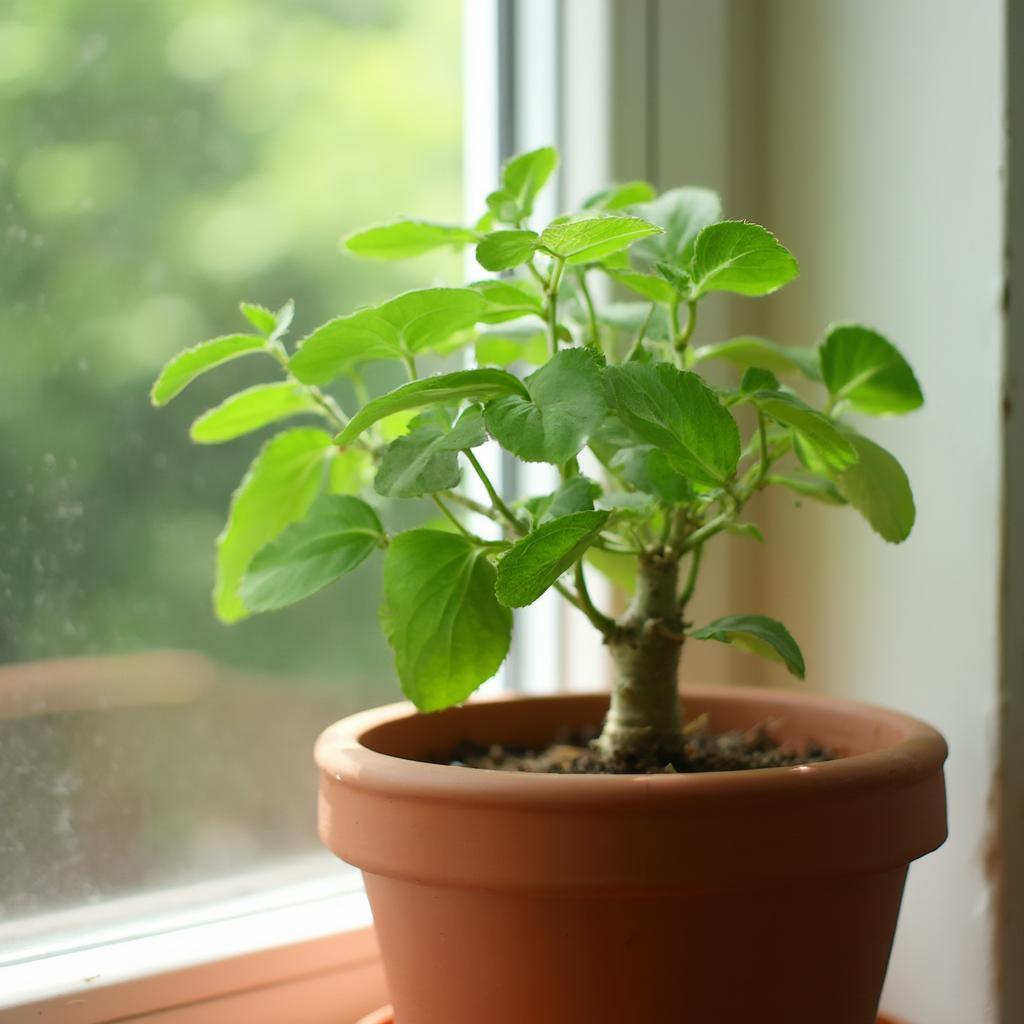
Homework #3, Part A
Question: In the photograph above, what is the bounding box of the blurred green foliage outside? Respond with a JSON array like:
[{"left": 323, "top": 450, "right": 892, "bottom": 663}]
[
  {"left": 1, "top": 0, "right": 463, "bottom": 690},
  {"left": 0, "top": 0, "right": 464, "bottom": 930}
]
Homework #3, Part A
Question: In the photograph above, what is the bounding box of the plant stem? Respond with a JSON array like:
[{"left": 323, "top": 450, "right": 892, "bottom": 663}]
[
  {"left": 401, "top": 352, "right": 418, "bottom": 380},
  {"left": 681, "top": 509, "right": 731, "bottom": 552},
  {"left": 752, "top": 409, "right": 769, "bottom": 491},
  {"left": 545, "top": 257, "right": 566, "bottom": 357},
  {"left": 594, "top": 552, "right": 685, "bottom": 763},
  {"left": 577, "top": 270, "right": 600, "bottom": 350},
  {"left": 526, "top": 258, "right": 547, "bottom": 292},
  {"left": 675, "top": 299, "right": 698, "bottom": 353},
  {"left": 573, "top": 559, "right": 616, "bottom": 635},
  {"left": 624, "top": 303, "right": 656, "bottom": 362},
  {"left": 443, "top": 489, "right": 501, "bottom": 522},
  {"left": 553, "top": 580, "right": 594, "bottom": 622},
  {"left": 464, "top": 448, "right": 526, "bottom": 535},
  {"left": 678, "top": 543, "right": 704, "bottom": 609},
  {"left": 308, "top": 389, "right": 349, "bottom": 432},
  {"left": 431, "top": 494, "right": 476, "bottom": 540},
  {"left": 264, "top": 337, "right": 351, "bottom": 432}
]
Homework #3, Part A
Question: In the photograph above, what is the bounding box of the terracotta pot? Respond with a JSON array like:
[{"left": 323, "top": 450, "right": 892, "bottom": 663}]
[
  {"left": 318, "top": 686, "right": 946, "bottom": 1024},
  {"left": 357, "top": 1012, "right": 909, "bottom": 1024}
]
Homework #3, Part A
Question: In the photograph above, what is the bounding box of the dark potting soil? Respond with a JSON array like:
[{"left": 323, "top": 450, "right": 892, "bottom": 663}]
[{"left": 448, "top": 717, "right": 833, "bottom": 775}]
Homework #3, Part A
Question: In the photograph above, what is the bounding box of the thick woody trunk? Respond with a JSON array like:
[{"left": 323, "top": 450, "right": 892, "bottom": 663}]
[{"left": 594, "top": 551, "right": 685, "bottom": 765}]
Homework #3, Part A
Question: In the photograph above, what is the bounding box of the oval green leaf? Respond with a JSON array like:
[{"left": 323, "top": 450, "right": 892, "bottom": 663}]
[
  {"left": 495, "top": 510, "right": 610, "bottom": 608},
  {"left": 484, "top": 348, "right": 608, "bottom": 464},
  {"left": 836, "top": 433, "right": 916, "bottom": 542},
  {"left": 604, "top": 363, "right": 740, "bottom": 488},
  {"left": 240, "top": 495, "right": 384, "bottom": 612},
  {"left": 539, "top": 215, "right": 662, "bottom": 266},
  {"left": 690, "top": 336, "right": 821, "bottom": 379},
  {"left": 475, "top": 229, "right": 539, "bottom": 271},
  {"left": 690, "top": 614, "right": 805, "bottom": 678},
  {"left": 689, "top": 221, "right": 799, "bottom": 298},
  {"left": 820, "top": 324, "right": 923, "bottom": 415},
  {"left": 383, "top": 530, "right": 512, "bottom": 711},
  {"left": 190, "top": 382, "right": 320, "bottom": 444},
  {"left": 215, "top": 428, "right": 335, "bottom": 623},
  {"left": 342, "top": 219, "right": 478, "bottom": 260},
  {"left": 151, "top": 334, "right": 267, "bottom": 406},
  {"left": 290, "top": 288, "right": 486, "bottom": 385},
  {"left": 337, "top": 369, "right": 526, "bottom": 447}
]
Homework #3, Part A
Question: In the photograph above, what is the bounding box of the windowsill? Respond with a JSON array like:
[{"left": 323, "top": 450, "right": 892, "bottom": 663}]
[{"left": 0, "top": 870, "right": 386, "bottom": 1024}]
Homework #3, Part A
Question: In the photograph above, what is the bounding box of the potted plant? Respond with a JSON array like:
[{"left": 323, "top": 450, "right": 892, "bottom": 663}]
[{"left": 153, "top": 147, "right": 947, "bottom": 1024}]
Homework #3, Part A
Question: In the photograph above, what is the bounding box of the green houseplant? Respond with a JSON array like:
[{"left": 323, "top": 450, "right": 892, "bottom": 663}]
[{"left": 153, "top": 148, "right": 947, "bottom": 1024}]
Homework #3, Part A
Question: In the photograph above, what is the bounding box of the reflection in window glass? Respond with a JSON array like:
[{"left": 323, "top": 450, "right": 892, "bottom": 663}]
[{"left": 0, "top": 0, "right": 463, "bottom": 951}]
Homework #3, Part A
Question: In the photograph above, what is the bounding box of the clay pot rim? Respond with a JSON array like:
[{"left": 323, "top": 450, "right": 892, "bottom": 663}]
[
  {"left": 316, "top": 684, "right": 947, "bottom": 808},
  {"left": 356, "top": 1011, "right": 907, "bottom": 1024}
]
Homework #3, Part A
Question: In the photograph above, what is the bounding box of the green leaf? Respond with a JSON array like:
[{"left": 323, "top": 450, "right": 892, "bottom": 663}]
[
  {"left": 604, "top": 363, "right": 740, "bottom": 487},
  {"left": 240, "top": 302, "right": 277, "bottom": 336},
  {"left": 215, "top": 428, "right": 334, "bottom": 623},
  {"left": 583, "top": 180, "right": 656, "bottom": 211},
  {"left": 475, "top": 229, "right": 539, "bottom": 271},
  {"left": 740, "top": 368, "right": 780, "bottom": 394},
  {"left": 522, "top": 476, "right": 599, "bottom": 526},
  {"left": 271, "top": 300, "right": 294, "bottom": 342},
  {"left": 770, "top": 474, "right": 847, "bottom": 505},
  {"left": 585, "top": 547, "right": 636, "bottom": 596},
  {"left": 605, "top": 269, "right": 677, "bottom": 304},
  {"left": 342, "top": 219, "right": 478, "bottom": 260},
  {"left": 486, "top": 146, "right": 559, "bottom": 222},
  {"left": 289, "top": 288, "right": 486, "bottom": 384},
  {"left": 151, "top": 334, "right": 267, "bottom": 406},
  {"left": 643, "top": 448, "right": 694, "bottom": 503},
  {"left": 337, "top": 368, "right": 526, "bottom": 446},
  {"left": 375, "top": 406, "right": 486, "bottom": 498},
  {"left": 383, "top": 530, "right": 512, "bottom": 710},
  {"left": 239, "top": 495, "right": 384, "bottom": 612},
  {"left": 752, "top": 390, "right": 858, "bottom": 470},
  {"left": 484, "top": 348, "right": 607, "bottom": 464},
  {"left": 474, "top": 327, "right": 549, "bottom": 367},
  {"left": 328, "top": 446, "right": 374, "bottom": 494},
  {"left": 691, "top": 336, "right": 820, "bottom": 379},
  {"left": 539, "top": 215, "right": 662, "bottom": 265},
  {"left": 495, "top": 510, "right": 610, "bottom": 608},
  {"left": 630, "top": 187, "right": 722, "bottom": 267},
  {"left": 689, "top": 221, "right": 799, "bottom": 298},
  {"left": 189, "top": 382, "right": 320, "bottom": 444},
  {"left": 690, "top": 614, "right": 805, "bottom": 678},
  {"left": 469, "top": 279, "right": 544, "bottom": 323},
  {"left": 836, "top": 433, "right": 916, "bottom": 542},
  {"left": 820, "top": 324, "right": 923, "bottom": 415},
  {"left": 597, "top": 301, "right": 669, "bottom": 342},
  {"left": 596, "top": 491, "right": 656, "bottom": 517}
]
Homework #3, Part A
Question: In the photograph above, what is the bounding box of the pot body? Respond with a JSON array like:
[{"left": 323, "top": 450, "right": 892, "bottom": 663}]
[{"left": 317, "top": 687, "right": 947, "bottom": 1024}]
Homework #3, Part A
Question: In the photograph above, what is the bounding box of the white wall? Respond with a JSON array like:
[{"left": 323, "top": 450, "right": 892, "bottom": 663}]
[
  {"left": 756, "top": 3, "right": 1003, "bottom": 1021},
  {"left": 608, "top": 1, "right": 1008, "bottom": 1020}
]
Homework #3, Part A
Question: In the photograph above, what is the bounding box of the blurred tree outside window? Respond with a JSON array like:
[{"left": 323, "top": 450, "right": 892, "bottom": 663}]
[{"left": 0, "top": 0, "right": 464, "bottom": 955}]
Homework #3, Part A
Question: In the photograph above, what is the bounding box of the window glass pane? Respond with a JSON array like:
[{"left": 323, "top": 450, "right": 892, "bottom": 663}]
[{"left": 1, "top": 0, "right": 463, "bottom": 956}]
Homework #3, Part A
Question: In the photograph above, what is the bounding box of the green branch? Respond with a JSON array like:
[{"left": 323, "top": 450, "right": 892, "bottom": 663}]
[
  {"left": 545, "top": 257, "right": 566, "bottom": 357},
  {"left": 679, "top": 543, "right": 704, "bottom": 609},
  {"left": 464, "top": 448, "right": 526, "bottom": 536},
  {"left": 577, "top": 270, "right": 601, "bottom": 350}
]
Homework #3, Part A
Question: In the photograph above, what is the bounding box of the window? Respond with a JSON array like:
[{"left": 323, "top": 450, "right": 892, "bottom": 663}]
[{"left": 1, "top": 0, "right": 465, "bottom": 964}]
